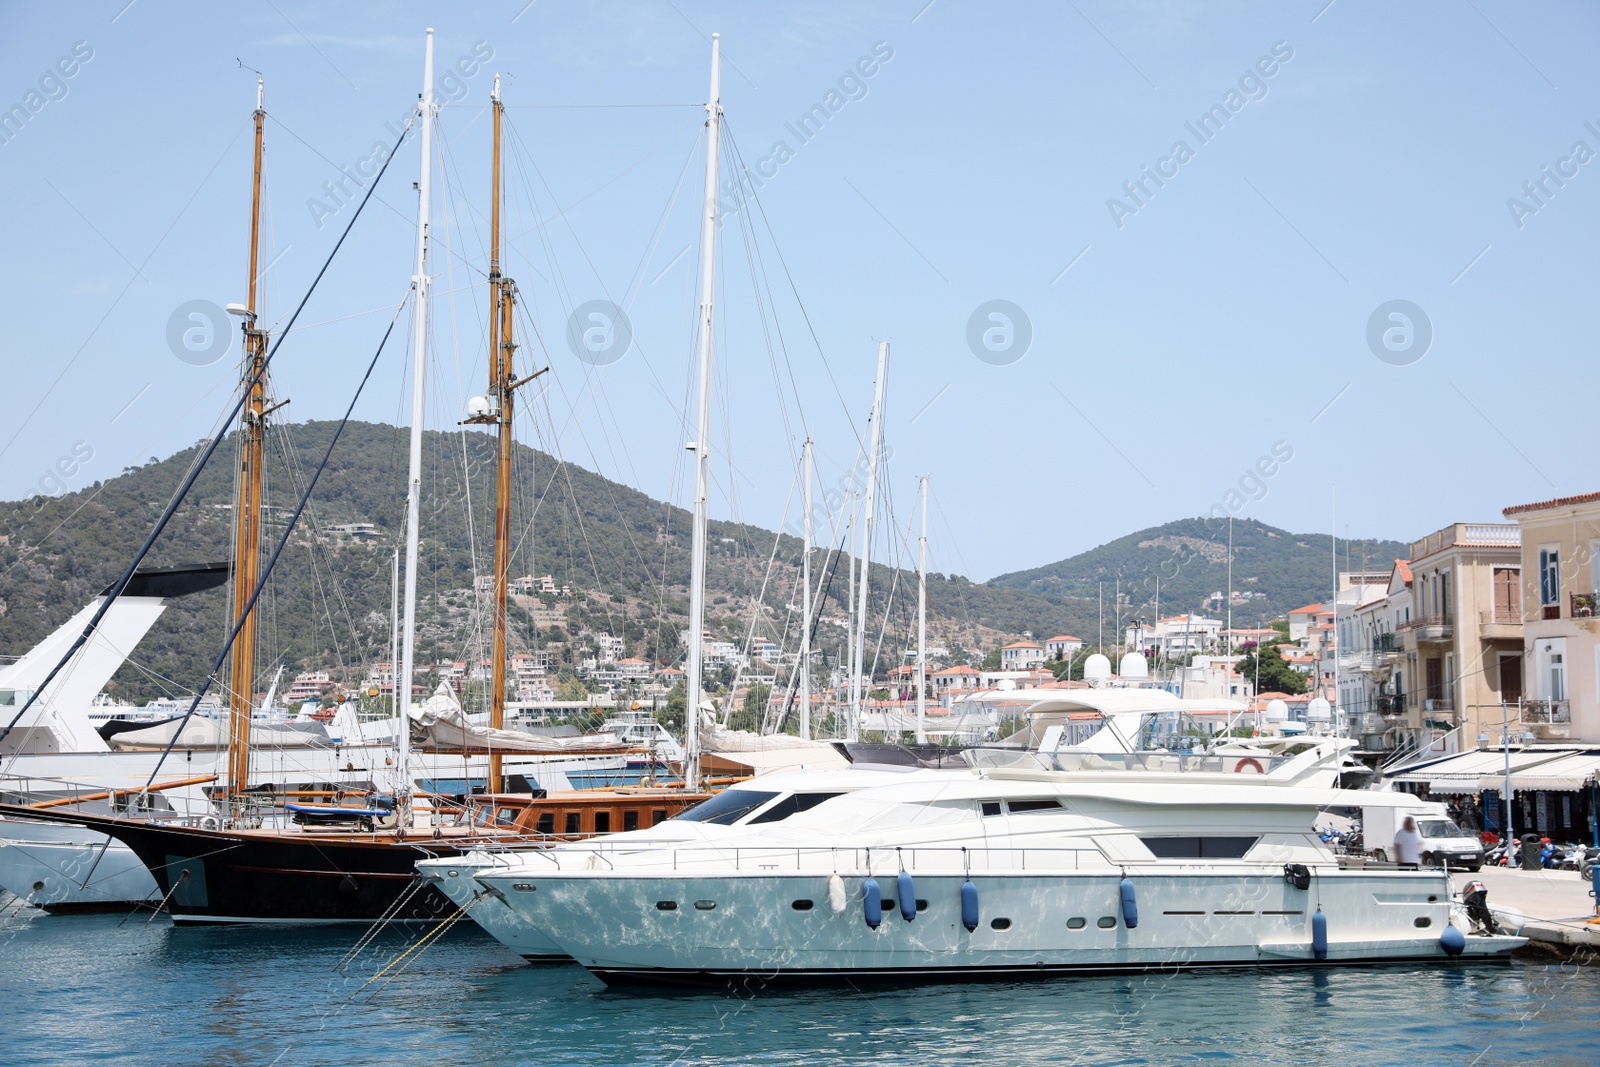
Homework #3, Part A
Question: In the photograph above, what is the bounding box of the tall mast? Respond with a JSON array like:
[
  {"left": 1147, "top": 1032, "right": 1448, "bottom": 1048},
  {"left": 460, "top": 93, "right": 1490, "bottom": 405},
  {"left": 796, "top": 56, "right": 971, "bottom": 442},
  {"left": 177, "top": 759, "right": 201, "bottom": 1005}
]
[
  {"left": 800, "top": 439, "right": 813, "bottom": 740},
  {"left": 850, "top": 340, "right": 890, "bottom": 740},
  {"left": 397, "top": 28, "right": 436, "bottom": 822},
  {"left": 225, "top": 75, "right": 268, "bottom": 818},
  {"left": 845, "top": 487, "right": 857, "bottom": 732},
  {"left": 684, "top": 33, "right": 722, "bottom": 788},
  {"left": 484, "top": 74, "right": 516, "bottom": 793},
  {"left": 916, "top": 474, "right": 928, "bottom": 744}
]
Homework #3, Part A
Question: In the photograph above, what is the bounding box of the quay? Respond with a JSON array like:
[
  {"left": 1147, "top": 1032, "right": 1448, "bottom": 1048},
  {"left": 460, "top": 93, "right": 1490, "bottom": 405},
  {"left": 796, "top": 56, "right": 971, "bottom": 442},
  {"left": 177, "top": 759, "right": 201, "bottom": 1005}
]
[{"left": 1454, "top": 866, "right": 1600, "bottom": 958}]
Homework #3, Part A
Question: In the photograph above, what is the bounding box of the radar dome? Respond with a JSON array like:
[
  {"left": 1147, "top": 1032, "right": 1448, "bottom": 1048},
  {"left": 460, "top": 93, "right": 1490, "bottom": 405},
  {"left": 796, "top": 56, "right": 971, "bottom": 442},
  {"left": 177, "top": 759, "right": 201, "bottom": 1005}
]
[
  {"left": 467, "top": 395, "right": 492, "bottom": 417},
  {"left": 1118, "top": 652, "right": 1148, "bottom": 681},
  {"left": 1307, "top": 697, "right": 1332, "bottom": 721},
  {"left": 1083, "top": 653, "right": 1112, "bottom": 687},
  {"left": 1265, "top": 699, "right": 1290, "bottom": 722}
]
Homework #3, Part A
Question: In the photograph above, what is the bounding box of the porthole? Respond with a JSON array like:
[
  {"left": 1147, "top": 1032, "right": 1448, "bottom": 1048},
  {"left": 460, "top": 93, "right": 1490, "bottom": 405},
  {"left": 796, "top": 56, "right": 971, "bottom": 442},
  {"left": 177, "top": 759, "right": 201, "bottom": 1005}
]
[
  {"left": 655, "top": 900, "right": 678, "bottom": 911},
  {"left": 990, "top": 917, "right": 1012, "bottom": 930},
  {"left": 792, "top": 899, "right": 814, "bottom": 911},
  {"left": 916, "top": 899, "right": 928, "bottom": 912},
  {"left": 1097, "top": 916, "right": 1117, "bottom": 929},
  {"left": 1414, "top": 916, "right": 1432, "bottom": 928},
  {"left": 1066, "top": 917, "right": 1086, "bottom": 930},
  {"left": 694, "top": 899, "right": 717, "bottom": 911},
  {"left": 447, "top": 870, "right": 459, "bottom": 878},
  {"left": 512, "top": 883, "right": 536, "bottom": 892}
]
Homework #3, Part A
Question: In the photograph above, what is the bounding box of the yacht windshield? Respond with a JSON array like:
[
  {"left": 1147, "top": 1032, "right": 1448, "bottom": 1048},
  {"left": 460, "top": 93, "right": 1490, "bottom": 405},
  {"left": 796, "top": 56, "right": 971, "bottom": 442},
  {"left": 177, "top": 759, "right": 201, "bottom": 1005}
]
[
  {"left": 748, "top": 792, "right": 844, "bottom": 824},
  {"left": 675, "top": 789, "right": 780, "bottom": 826}
]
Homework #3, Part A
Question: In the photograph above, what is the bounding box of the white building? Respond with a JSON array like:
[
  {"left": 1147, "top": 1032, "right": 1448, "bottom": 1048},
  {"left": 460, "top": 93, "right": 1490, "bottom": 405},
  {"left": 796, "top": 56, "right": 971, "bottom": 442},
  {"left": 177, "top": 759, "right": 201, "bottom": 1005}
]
[
  {"left": 1045, "top": 635, "right": 1083, "bottom": 661},
  {"left": 1000, "top": 641, "right": 1046, "bottom": 671},
  {"left": 1124, "top": 614, "right": 1223, "bottom": 659}
]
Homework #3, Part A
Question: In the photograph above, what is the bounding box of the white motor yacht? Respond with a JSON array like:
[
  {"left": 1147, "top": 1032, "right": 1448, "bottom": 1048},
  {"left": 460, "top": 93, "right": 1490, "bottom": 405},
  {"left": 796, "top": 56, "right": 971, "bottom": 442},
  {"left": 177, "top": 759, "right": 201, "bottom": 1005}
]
[
  {"left": 418, "top": 764, "right": 945, "bottom": 959},
  {"left": 476, "top": 744, "right": 1524, "bottom": 985}
]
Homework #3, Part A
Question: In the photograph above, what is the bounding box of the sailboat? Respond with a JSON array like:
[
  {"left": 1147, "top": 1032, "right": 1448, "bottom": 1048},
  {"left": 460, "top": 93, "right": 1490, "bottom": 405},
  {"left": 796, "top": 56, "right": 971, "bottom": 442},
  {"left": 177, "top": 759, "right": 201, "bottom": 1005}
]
[{"left": 2, "top": 34, "right": 697, "bottom": 924}]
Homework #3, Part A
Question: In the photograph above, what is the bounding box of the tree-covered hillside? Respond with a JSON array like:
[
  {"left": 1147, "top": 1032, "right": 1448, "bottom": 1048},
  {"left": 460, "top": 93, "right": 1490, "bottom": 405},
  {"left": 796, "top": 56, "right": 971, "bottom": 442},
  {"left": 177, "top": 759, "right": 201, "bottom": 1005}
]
[{"left": 0, "top": 425, "right": 1407, "bottom": 705}]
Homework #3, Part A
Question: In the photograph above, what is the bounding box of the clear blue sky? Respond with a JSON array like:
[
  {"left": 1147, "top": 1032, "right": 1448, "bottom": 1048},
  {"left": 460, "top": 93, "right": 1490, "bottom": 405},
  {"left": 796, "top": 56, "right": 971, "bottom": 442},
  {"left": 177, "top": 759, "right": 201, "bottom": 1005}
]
[{"left": 2, "top": 1, "right": 1596, "bottom": 582}]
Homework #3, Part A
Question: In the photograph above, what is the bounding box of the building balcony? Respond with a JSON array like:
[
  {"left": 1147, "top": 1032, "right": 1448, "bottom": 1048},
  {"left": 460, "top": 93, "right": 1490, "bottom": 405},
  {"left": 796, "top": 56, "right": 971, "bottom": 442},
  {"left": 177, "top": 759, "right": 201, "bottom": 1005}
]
[
  {"left": 1572, "top": 593, "right": 1599, "bottom": 619},
  {"left": 1399, "top": 614, "right": 1453, "bottom": 644},
  {"left": 1522, "top": 698, "right": 1571, "bottom": 739},
  {"left": 1521, "top": 698, "right": 1570, "bottom": 725},
  {"left": 1478, "top": 609, "right": 1523, "bottom": 641},
  {"left": 1376, "top": 694, "right": 1407, "bottom": 717},
  {"left": 1372, "top": 632, "right": 1402, "bottom": 654}
]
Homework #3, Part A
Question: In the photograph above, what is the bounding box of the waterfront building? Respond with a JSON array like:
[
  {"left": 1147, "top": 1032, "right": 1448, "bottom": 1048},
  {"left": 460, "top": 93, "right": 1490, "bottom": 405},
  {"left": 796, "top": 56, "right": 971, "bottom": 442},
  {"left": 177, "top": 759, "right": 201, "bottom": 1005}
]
[
  {"left": 1340, "top": 523, "right": 1523, "bottom": 758},
  {"left": 1504, "top": 491, "right": 1600, "bottom": 744}
]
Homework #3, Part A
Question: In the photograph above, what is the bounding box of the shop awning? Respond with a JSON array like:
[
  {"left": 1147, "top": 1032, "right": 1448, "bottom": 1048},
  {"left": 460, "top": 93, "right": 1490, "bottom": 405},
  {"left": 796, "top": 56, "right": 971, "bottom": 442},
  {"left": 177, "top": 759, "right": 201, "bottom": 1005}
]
[
  {"left": 1390, "top": 748, "right": 1575, "bottom": 794},
  {"left": 1482, "top": 750, "right": 1600, "bottom": 792}
]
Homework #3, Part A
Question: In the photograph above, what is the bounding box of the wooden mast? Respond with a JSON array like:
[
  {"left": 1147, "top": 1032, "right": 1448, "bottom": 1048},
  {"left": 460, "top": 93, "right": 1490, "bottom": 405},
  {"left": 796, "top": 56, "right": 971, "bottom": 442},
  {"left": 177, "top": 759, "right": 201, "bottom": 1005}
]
[
  {"left": 466, "top": 75, "right": 522, "bottom": 792},
  {"left": 226, "top": 76, "right": 269, "bottom": 816}
]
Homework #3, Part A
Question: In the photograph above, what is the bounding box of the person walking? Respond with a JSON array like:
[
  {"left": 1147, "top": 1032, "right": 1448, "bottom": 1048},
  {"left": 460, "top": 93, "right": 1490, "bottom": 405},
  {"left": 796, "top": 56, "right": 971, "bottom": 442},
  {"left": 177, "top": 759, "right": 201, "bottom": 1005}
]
[{"left": 1394, "top": 815, "right": 1425, "bottom": 869}]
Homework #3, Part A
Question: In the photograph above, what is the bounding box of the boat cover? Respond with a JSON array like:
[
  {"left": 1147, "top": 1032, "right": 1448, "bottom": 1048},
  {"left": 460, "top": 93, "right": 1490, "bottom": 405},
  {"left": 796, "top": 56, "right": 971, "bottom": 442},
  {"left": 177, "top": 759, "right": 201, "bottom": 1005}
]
[{"left": 408, "top": 685, "right": 632, "bottom": 754}]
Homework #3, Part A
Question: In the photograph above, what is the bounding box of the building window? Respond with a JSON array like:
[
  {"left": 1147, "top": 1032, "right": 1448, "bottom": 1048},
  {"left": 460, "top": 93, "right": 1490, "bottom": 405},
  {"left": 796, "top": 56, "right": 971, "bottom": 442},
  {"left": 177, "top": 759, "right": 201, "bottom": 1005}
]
[{"left": 1540, "top": 547, "right": 1560, "bottom": 606}]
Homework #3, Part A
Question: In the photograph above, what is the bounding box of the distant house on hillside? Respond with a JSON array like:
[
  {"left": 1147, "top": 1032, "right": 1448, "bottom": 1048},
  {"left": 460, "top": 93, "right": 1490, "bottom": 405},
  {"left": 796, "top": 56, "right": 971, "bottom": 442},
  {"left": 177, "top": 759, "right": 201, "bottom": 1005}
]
[
  {"left": 1000, "top": 641, "right": 1046, "bottom": 670},
  {"left": 1045, "top": 635, "right": 1082, "bottom": 660}
]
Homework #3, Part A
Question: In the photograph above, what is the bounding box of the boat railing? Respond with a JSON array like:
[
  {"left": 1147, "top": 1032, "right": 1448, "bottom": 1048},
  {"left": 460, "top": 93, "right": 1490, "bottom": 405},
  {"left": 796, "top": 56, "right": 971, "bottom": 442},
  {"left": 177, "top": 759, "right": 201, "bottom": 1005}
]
[
  {"left": 510, "top": 843, "right": 1338, "bottom": 878},
  {"left": 962, "top": 748, "right": 1297, "bottom": 776}
]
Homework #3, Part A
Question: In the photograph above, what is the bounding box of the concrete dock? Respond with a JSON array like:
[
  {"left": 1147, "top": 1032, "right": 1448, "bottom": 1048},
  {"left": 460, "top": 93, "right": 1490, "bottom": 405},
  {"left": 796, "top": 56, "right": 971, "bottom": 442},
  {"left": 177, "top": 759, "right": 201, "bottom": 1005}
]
[{"left": 1453, "top": 865, "right": 1600, "bottom": 958}]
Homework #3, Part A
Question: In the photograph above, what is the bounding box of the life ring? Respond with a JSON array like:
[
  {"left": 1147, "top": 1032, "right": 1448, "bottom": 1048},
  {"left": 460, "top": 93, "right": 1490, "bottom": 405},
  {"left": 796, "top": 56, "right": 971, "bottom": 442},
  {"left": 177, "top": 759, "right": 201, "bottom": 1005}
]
[
  {"left": 199, "top": 815, "right": 221, "bottom": 832},
  {"left": 1234, "top": 757, "right": 1265, "bottom": 774}
]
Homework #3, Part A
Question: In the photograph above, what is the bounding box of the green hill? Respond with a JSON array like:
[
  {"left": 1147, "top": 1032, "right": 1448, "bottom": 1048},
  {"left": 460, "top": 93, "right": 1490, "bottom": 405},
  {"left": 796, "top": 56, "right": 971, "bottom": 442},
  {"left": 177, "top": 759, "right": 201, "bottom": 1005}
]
[
  {"left": 0, "top": 425, "right": 1406, "bottom": 704},
  {"left": 989, "top": 517, "right": 1408, "bottom": 630}
]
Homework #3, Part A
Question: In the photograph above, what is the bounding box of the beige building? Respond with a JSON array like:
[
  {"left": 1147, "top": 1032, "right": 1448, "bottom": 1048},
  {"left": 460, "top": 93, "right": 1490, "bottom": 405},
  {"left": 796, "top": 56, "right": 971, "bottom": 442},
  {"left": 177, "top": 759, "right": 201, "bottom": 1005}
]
[
  {"left": 1339, "top": 523, "right": 1522, "bottom": 756},
  {"left": 1503, "top": 491, "right": 1600, "bottom": 743}
]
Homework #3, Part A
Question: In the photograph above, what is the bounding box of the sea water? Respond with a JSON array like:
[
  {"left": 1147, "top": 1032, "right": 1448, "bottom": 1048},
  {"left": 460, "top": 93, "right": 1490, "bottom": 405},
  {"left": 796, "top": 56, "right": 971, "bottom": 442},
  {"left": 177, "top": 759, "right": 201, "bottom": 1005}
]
[{"left": 3, "top": 905, "right": 1597, "bottom": 1067}]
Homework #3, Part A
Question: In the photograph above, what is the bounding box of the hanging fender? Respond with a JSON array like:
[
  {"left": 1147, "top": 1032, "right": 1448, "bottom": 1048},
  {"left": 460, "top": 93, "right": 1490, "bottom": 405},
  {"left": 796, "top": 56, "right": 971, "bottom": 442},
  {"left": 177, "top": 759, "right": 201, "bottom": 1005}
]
[
  {"left": 1119, "top": 877, "right": 1138, "bottom": 929},
  {"left": 1440, "top": 924, "right": 1466, "bottom": 957},
  {"left": 828, "top": 873, "right": 848, "bottom": 914},
  {"left": 862, "top": 877, "right": 882, "bottom": 929},
  {"left": 1312, "top": 907, "right": 1328, "bottom": 960},
  {"left": 897, "top": 870, "right": 916, "bottom": 922},
  {"left": 960, "top": 880, "right": 979, "bottom": 932}
]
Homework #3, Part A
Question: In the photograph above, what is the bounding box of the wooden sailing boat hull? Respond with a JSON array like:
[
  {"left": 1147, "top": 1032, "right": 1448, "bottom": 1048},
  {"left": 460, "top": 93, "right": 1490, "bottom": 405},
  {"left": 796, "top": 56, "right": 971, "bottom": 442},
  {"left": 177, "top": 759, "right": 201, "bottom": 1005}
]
[{"left": 0, "top": 806, "right": 458, "bottom": 924}]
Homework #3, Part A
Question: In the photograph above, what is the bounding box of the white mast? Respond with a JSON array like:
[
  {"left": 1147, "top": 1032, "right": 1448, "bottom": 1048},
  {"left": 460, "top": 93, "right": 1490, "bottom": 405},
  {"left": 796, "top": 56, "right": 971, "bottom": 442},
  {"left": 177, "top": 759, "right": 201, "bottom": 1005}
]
[
  {"left": 389, "top": 547, "right": 399, "bottom": 718},
  {"left": 684, "top": 33, "right": 722, "bottom": 788},
  {"left": 845, "top": 487, "right": 858, "bottom": 735},
  {"left": 850, "top": 340, "right": 890, "bottom": 741},
  {"left": 916, "top": 474, "right": 928, "bottom": 744},
  {"left": 800, "top": 439, "right": 813, "bottom": 740},
  {"left": 397, "top": 27, "right": 435, "bottom": 822}
]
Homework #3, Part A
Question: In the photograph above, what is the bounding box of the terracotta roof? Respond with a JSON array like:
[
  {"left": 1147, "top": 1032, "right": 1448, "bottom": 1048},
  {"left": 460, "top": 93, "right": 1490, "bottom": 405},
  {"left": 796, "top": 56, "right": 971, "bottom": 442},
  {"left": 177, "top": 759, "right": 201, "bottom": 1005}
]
[
  {"left": 1288, "top": 603, "right": 1325, "bottom": 615},
  {"left": 1504, "top": 490, "right": 1600, "bottom": 517},
  {"left": 1394, "top": 559, "right": 1413, "bottom": 583},
  {"left": 1046, "top": 635, "right": 1082, "bottom": 643},
  {"left": 934, "top": 666, "right": 979, "bottom": 676},
  {"left": 1002, "top": 641, "right": 1043, "bottom": 649}
]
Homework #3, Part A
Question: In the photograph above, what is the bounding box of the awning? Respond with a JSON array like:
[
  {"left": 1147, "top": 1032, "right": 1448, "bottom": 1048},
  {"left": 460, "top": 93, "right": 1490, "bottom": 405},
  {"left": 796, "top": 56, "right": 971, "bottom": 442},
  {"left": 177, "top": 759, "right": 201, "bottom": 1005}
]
[
  {"left": 1390, "top": 748, "right": 1573, "bottom": 794},
  {"left": 1481, "top": 751, "right": 1600, "bottom": 792}
]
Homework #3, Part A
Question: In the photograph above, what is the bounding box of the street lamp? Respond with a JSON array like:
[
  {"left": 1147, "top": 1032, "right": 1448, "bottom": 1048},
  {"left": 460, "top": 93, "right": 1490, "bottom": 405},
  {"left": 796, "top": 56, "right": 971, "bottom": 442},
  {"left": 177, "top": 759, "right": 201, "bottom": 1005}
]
[{"left": 1477, "top": 700, "right": 1537, "bottom": 848}]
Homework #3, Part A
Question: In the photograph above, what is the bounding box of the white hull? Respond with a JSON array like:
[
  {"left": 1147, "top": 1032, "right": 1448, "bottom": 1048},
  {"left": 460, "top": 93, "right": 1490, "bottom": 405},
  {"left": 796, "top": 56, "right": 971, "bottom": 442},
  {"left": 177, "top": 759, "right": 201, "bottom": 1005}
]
[
  {"left": 422, "top": 852, "right": 566, "bottom": 960},
  {"left": 0, "top": 817, "right": 157, "bottom": 911},
  {"left": 483, "top": 864, "right": 1522, "bottom": 984}
]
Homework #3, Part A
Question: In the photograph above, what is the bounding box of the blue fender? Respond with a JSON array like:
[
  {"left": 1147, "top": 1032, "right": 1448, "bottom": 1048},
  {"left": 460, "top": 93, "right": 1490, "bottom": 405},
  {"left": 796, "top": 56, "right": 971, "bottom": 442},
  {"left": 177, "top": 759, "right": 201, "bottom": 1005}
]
[
  {"left": 960, "top": 880, "right": 979, "bottom": 932},
  {"left": 1440, "top": 924, "right": 1466, "bottom": 957},
  {"left": 1312, "top": 907, "right": 1328, "bottom": 960},
  {"left": 897, "top": 870, "right": 916, "bottom": 922},
  {"left": 1119, "top": 877, "right": 1138, "bottom": 929},
  {"left": 862, "top": 877, "right": 882, "bottom": 929}
]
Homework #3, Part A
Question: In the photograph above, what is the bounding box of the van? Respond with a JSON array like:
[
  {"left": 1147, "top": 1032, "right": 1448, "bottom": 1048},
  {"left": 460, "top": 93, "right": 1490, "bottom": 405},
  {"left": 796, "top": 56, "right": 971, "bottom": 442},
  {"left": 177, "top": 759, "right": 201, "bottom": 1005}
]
[{"left": 1362, "top": 801, "right": 1483, "bottom": 871}]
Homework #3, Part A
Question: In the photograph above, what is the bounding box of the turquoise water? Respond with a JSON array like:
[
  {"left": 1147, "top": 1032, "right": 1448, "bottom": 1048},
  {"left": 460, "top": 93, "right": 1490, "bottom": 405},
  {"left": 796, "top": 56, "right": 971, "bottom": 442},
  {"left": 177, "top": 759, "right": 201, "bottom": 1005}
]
[{"left": 3, "top": 906, "right": 1598, "bottom": 1067}]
